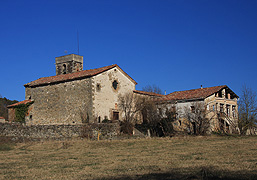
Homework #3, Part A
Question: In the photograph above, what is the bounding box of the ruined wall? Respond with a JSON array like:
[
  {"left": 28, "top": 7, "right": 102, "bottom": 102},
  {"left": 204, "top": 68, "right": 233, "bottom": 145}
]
[
  {"left": 26, "top": 78, "right": 93, "bottom": 125},
  {"left": 92, "top": 67, "right": 135, "bottom": 122}
]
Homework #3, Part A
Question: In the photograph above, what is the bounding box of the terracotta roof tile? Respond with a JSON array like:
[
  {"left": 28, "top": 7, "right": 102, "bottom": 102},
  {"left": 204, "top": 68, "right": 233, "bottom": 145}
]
[
  {"left": 133, "top": 90, "right": 164, "bottom": 97},
  {"left": 0, "top": 117, "right": 5, "bottom": 119},
  {"left": 24, "top": 64, "right": 137, "bottom": 87},
  {"left": 7, "top": 99, "right": 32, "bottom": 108},
  {"left": 160, "top": 85, "right": 232, "bottom": 101}
]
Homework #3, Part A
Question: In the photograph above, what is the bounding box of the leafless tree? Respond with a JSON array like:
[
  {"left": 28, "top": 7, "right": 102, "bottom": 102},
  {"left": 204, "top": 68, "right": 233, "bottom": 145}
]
[
  {"left": 183, "top": 102, "right": 210, "bottom": 135},
  {"left": 238, "top": 85, "right": 257, "bottom": 135},
  {"left": 139, "top": 98, "right": 176, "bottom": 137},
  {"left": 118, "top": 92, "right": 176, "bottom": 136},
  {"left": 118, "top": 92, "right": 145, "bottom": 134},
  {"left": 142, "top": 84, "right": 163, "bottom": 95}
]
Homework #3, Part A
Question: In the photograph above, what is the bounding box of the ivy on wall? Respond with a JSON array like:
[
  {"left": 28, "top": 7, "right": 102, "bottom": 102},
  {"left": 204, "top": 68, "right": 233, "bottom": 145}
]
[{"left": 14, "top": 102, "right": 33, "bottom": 124}]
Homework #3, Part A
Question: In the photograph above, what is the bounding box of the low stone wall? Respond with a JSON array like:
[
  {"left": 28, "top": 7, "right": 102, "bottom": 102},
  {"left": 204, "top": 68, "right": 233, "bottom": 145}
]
[{"left": 0, "top": 122, "right": 120, "bottom": 140}]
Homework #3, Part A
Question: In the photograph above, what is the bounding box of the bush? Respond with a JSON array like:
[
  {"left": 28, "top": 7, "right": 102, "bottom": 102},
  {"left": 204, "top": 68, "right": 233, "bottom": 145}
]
[{"left": 120, "top": 121, "right": 133, "bottom": 135}]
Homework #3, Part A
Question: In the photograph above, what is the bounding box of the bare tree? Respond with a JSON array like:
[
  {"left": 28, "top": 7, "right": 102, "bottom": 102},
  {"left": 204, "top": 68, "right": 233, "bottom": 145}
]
[
  {"left": 139, "top": 98, "right": 176, "bottom": 137},
  {"left": 142, "top": 85, "right": 163, "bottom": 95},
  {"left": 118, "top": 92, "right": 175, "bottom": 136},
  {"left": 183, "top": 102, "right": 210, "bottom": 135},
  {"left": 118, "top": 92, "right": 145, "bottom": 134},
  {"left": 238, "top": 85, "right": 257, "bottom": 135}
]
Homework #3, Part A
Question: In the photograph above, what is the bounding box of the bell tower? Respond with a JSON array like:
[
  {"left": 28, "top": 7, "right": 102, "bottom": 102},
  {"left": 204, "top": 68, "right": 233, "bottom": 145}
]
[{"left": 55, "top": 54, "right": 83, "bottom": 75}]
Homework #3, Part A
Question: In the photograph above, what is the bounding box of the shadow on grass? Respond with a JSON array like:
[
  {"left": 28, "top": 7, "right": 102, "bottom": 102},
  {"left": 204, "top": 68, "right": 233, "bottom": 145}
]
[{"left": 96, "top": 167, "right": 257, "bottom": 180}]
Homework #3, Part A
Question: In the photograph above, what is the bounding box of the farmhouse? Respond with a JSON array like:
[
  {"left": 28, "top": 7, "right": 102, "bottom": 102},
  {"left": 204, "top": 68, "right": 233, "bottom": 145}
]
[
  {"left": 158, "top": 85, "right": 239, "bottom": 133},
  {"left": 7, "top": 54, "right": 239, "bottom": 134}
]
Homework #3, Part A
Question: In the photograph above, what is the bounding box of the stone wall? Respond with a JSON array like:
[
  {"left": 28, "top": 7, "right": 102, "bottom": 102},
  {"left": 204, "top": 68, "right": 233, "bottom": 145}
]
[
  {"left": 0, "top": 123, "right": 120, "bottom": 140},
  {"left": 25, "top": 78, "right": 93, "bottom": 125}
]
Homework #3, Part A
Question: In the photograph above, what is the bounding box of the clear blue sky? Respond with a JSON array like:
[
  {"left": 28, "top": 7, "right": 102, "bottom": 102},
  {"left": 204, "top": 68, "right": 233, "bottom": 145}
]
[{"left": 1, "top": 0, "right": 257, "bottom": 101}]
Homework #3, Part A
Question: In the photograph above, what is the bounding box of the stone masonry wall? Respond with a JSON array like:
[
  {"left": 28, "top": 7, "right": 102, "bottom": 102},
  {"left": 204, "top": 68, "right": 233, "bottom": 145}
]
[
  {"left": 0, "top": 123, "right": 120, "bottom": 140},
  {"left": 26, "top": 78, "right": 93, "bottom": 125}
]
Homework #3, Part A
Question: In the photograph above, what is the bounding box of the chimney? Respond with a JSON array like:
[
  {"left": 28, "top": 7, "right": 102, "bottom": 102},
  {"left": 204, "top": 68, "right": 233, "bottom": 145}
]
[
  {"left": 201, "top": 85, "right": 203, "bottom": 89},
  {"left": 165, "top": 90, "right": 166, "bottom": 95}
]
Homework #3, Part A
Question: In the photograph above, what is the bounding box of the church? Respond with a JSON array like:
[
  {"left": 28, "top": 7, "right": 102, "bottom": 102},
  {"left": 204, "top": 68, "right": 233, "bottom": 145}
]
[{"left": 8, "top": 54, "right": 138, "bottom": 125}]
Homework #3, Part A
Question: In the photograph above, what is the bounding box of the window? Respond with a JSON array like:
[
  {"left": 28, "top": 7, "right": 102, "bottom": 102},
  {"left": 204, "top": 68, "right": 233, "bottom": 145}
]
[
  {"left": 191, "top": 106, "right": 195, "bottom": 113},
  {"left": 220, "top": 104, "right": 224, "bottom": 112},
  {"left": 112, "top": 80, "right": 118, "bottom": 90},
  {"left": 207, "top": 104, "right": 209, "bottom": 111},
  {"left": 98, "top": 116, "right": 101, "bottom": 123},
  {"left": 226, "top": 105, "right": 230, "bottom": 116},
  {"left": 213, "top": 105, "right": 215, "bottom": 111},
  {"left": 113, "top": 112, "right": 119, "bottom": 120},
  {"left": 63, "top": 64, "right": 67, "bottom": 74},
  {"left": 179, "top": 120, "right": 182, "bottom": 126},
  {"left": 96, "top": 83, "right": 101, "bottom": 92},
  {"left": 232, "top": 106, "right": 236, "bottom": 117}
]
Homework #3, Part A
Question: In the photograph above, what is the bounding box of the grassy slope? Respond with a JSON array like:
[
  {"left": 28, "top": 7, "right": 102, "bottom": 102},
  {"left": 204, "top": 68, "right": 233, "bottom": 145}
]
[{"left": 0, "top": 136, "right": 257, "bottom": 180}]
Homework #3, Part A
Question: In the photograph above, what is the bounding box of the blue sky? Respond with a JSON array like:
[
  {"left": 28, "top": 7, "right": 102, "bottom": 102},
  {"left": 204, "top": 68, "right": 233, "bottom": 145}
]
[{"left": 0, "top": 0, "right": 257, "bottom": 101}]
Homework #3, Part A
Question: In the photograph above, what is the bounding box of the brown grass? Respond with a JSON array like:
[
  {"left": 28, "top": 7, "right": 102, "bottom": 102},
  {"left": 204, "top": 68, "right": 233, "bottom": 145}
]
[{"left": 0, "top": 135, "right": 257, "bottom": 179}]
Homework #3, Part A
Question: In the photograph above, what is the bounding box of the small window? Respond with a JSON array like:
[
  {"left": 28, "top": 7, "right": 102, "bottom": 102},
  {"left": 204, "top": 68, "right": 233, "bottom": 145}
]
[
  {"left": 191, "top": 106, "right": 195, "bottom": 113},
  {"left": 30, "top": 115, "right": 32, "bottom": 120},
  {"left": 179, "top": 120, "right": 181, "bottom": 126},
  {"left": 112, "top": 80, "right": 118, "bottom": 90},
  {"left": 213, "top": 105, "right": 215, "bottom": 111},
  {"left": 96, "top": 83, "right": 101, "bottom": 92},
  {"left": 98, "top": 116, "right": 101, "bottom": 123}
]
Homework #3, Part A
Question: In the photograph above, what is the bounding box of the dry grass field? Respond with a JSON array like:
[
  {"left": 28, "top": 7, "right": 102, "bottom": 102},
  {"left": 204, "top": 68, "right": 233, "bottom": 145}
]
[{"left": 0, "top": 135, "right": 257, "bottom": 180}]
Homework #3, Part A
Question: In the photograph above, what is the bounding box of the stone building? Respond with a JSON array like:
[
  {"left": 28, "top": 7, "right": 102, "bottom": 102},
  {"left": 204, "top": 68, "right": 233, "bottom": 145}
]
[
  {"left": 158, "top": 85, "right": 239, "bottom": 133},
  {"left": 7, "top": 54, "right": 239, "bottom": 134},
  {"left": 8, "top": 54, "right": 137, "bottom": 125}
]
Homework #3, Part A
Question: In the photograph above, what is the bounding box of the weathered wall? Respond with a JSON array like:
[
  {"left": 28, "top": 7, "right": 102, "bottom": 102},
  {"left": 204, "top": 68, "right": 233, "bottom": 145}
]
[
  {"left": 26, "top": 78, "right": 93, "bottom": 125},
  {"left": 92, "top": 67, "right": 135, "bottom": 122},
  {"left": 8, "top": 108, "right": 16, "bottom": 122},
  {"left": 0, "top": 123, "right": 120, "bottom": 140}
]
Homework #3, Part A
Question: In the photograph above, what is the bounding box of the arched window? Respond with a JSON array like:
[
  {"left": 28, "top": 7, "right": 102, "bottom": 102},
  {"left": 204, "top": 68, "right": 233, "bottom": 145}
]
[{"left": 63, "top": 64, "right": 67, "bottom": 74}]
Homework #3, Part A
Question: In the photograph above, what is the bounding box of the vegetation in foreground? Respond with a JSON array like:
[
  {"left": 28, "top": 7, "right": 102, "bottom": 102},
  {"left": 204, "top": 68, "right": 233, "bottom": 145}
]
[{"left": 0, "top": 135, "right": 257, "bottom": 180}]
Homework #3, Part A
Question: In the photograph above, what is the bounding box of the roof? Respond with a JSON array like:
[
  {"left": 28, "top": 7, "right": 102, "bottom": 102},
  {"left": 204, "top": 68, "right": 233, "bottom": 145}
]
[
  {"left": 7, "top": 99, "right": 32, "bottom": 108},
  {"left": 133, "top": 90, "right": 164, "bottom": 97},
  {"left": 24, "top": 64, "right": 137, "bottom": 87},
  {"left": 0, "top": 117, "right": 5, "bottom": 119},
  {"left": 160, "top": 85, "right": 238, "bottom": 101}
]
